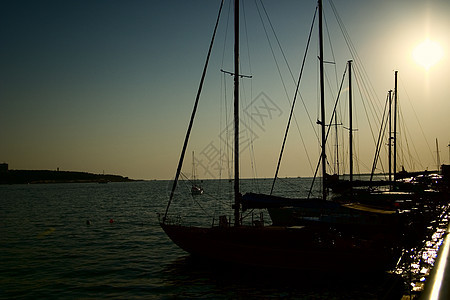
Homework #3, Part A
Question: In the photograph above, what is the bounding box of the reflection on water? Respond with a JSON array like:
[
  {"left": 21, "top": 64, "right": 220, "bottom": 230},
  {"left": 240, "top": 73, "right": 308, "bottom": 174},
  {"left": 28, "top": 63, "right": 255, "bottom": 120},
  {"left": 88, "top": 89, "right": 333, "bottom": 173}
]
[
  {"left": 0, "top": 180, "right": 445, "bottom": 298},
  {"left": 161, "top": 254, "right": 404, "bottom": 299},
  {"left": 392, "top": 205, "right": 450, "bottom": 296}
]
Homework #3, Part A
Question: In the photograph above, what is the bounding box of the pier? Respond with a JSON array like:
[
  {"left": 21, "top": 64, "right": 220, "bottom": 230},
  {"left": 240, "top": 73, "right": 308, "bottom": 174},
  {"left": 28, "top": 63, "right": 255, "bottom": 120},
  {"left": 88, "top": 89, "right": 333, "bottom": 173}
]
[
  {"left": 419, "top": 222, "right": 450, "bottom": 299},
  {"left": 396, "top": 203, "right": 450, "bottom": 299}
]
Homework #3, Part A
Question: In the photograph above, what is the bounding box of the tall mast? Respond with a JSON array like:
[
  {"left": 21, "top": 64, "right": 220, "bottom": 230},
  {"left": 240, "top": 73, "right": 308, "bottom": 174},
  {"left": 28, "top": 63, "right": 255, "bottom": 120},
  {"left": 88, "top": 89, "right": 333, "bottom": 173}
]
[
  {"left": 388, "top": 90, "right": 392, "bottom": 182},
  {"left": 348, "top": 60, "right": 353, "bottom": 184},
  {"left": 393, "top": 71, "right": 398, "bottom": 179},
  {"left": 319, "top": 0, "right": 326, "bottom": 201},
  {"left": 436, "top": 138, "right": 440, "bottom": 171},
  {"left": 448, "top": 142, "right": 450, "bottom": 165},
  {"left": 334, "top": 110, "right": 339, "bottom": 176},
  {"left": 233, "top": 0, "right": 240, "bottom": 226}
]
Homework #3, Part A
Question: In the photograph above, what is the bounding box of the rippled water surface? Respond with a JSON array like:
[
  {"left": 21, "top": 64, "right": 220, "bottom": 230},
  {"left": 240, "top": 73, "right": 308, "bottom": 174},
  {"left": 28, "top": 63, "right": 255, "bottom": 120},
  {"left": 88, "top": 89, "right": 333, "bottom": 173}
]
[{"left": 0, "top": 180, "right": 404, "bottom": 299}]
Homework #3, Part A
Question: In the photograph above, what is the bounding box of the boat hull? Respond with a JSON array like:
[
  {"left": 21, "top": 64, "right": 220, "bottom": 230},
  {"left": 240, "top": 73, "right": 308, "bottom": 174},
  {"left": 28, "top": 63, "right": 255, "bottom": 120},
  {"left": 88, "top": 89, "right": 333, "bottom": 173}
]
[{"left": 160, "top": 223, "right": 398, "bottom": 273}]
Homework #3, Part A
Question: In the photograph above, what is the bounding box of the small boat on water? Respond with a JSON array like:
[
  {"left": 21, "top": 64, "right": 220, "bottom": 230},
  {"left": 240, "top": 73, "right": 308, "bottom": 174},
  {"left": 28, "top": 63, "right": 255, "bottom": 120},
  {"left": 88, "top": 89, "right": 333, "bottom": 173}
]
[
  {"left": 191, "top": 184, "right": 204, "bottom": 195},
  {"left": 190, "top": 151, "right": 204, "bottom": 195}
]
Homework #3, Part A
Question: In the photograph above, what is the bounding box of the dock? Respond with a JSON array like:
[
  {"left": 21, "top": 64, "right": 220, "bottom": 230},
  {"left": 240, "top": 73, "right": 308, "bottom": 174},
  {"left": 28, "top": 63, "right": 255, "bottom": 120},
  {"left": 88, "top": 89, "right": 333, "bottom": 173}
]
[
  {"left": 418, "top": 222, "right": 450, "bottom": 299},
  {"left": 396, "top": 203, "right": 450, "bottom": 299}
]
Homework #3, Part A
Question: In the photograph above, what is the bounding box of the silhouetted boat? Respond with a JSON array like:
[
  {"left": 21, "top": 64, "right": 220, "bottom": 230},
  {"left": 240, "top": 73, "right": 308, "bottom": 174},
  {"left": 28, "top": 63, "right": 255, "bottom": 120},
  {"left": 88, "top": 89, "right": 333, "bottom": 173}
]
[
  {"left": 191, "top": 184, "right": 204, "bottom": 195},
  {"left": 160, "top": 0, "right": 400, "bottom": 272},
  {"left": 241, "top": 59, "right": 407, "bottom": 239}
]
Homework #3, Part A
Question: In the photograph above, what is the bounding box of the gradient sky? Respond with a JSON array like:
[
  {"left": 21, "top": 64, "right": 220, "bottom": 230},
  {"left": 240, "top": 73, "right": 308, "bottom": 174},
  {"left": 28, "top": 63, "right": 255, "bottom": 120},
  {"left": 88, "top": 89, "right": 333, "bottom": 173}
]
[{"left": 1, "top": 0, "right": 449, "bottom": 180}]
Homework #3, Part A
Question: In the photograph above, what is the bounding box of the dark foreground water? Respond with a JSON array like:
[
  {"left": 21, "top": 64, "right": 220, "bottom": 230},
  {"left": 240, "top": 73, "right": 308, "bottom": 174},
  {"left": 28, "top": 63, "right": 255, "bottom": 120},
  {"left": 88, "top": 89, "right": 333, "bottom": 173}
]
[{"left": 0, "top": 180, "right": 405, "bottom": 299}]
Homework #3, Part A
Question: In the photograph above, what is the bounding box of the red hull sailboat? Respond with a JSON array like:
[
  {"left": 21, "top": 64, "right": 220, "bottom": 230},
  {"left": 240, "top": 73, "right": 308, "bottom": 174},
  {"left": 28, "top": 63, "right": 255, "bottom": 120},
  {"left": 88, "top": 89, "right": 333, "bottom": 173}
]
[{"left": 160, "top": 0, "right": 400, "bottom": 273}]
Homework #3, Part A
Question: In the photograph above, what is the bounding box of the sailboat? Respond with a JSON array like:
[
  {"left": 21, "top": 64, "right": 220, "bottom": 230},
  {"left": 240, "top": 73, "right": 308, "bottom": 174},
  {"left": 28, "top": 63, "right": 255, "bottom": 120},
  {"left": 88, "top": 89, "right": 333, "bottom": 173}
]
[
  {"left": 160, "top": 0, "right": 400, "bottom": 272},
  {"left": 243, "top": 61, "right": 408, "bottom": 238},
  {"left": 190, "top": 151, "right": 204, "bottom": 195}
]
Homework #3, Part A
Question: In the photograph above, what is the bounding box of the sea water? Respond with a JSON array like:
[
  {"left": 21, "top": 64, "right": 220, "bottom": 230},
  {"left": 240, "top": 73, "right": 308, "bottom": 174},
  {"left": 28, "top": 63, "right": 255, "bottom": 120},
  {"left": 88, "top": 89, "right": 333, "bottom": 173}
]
[{"left": 0, "top": 179, "right": 404, "bottom": 299}]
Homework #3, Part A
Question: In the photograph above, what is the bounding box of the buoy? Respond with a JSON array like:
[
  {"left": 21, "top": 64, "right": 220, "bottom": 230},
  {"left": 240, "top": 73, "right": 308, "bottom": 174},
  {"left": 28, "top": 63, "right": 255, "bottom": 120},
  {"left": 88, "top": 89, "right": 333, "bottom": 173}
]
[
  {"left": 86, "top": 220, "right": 92, "bottom": 225},
  {"left": 109, "top": 218, "right": 114, "bottom": 224}
]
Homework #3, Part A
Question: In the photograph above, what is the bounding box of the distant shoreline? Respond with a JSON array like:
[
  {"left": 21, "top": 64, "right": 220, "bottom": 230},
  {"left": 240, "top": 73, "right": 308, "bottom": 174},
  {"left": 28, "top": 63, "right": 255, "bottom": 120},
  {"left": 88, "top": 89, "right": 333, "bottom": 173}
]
[{"left": 0, "top": 169, "right": 137, "bottom": 185}]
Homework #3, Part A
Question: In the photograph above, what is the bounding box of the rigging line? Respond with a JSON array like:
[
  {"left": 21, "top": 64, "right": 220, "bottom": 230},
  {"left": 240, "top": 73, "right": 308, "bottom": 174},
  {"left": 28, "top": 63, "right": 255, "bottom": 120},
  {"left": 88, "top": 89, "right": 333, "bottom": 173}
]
[
  {"left": 254, "top": 1, "right": 290, "bottom": 103},
  {"left": 339, "top": 99, "right": 346, "bottom": 173},
  {"left": 353, "top": 70, "right": 378, "bottom": 145},
  {"left": 237, "top": 2, "right": 258, "bottom": 182},
  {"left": 224, "top": 77, "right": 234, "bottom": 182},
  {"left": 353, "top": 65, "right": 383, "bottom": 135},
  {"left": 349, "top": 62, "right": 381, "bottom": 132},
  {"left": 308, "top": 64, "right": 348, "bottom": 198},
  {"left": 222, "top": 73, "right": 233, "bottom": 181},
  {"left": 164, "top": 0, "right": 224, "bottom": 222},
  {"left": 245, "top": 98, "right": 260, "bottom": 187},
  {"left": 399, "top": 108, "right": 423, "bottom": 170},
  {"left": 219, "top": 18, "right": 229, "bottom": 185},
  {"left": 375, "top": 98, "right": 389, "bottom": 177},
  {"left": 398, "top": 77, "right": 434, "bottom": 164},
  {"left": 258, "top": 0, "right": 319, "bottom": 150},
  {"left": 255, "top": 0, "right": 319, "bottom": 176},
  {"left": 402, "top": 119, "right": 414, "bottom": 170},
  {"left": 180, "top": 174, "right": 223, "bottom": 218},
  {"left": 250, "top": 142, "right": 260, "bottom": 191},
  {"left": 221, "top": 71, "right": 233, "bottom": 182},
  {"left": 323, "top": 6, "right": 339, "bottom": 91},
  {"left": 400, "top": 107, "right": 424, "bottom": 170},
  {"left": 355, "top": 155, "right": 371, "bottom": 176},
  {"left": 242, "top": 0, "right": 253, "bottom": 78},
  {"left": 328, "top": 0, "right": 384, "bottom": 120},
  {"left": 269, "top": 5, "right": 318, "bottom": 195},
  {"left": 241, "top": 209, "right": 255, "bottom": 222},
  {"left": 239, "top": 78, "right": 259, "bottom": 184},
  {"left": 242, "top": 1, "right": 254, "bottom": 108},
  {"left": 178, "top": 173, "right": 210, "bottom": 216},
  {"left": 258, "top": 0, "right": 294, "bottom": 82},
  {"left": 180, "top": 171, "right": 194, "bottom": 186},
  {"left": 338, "top": 83, "right": 348, "bottom": 175},
  {"left": 220, "top": 0, "right": 232, "bottom": 67},
  {"left": 397, "top": 106, "right": 405, "bottom": 169},
  {"left": 351, "top": 60, "right": 383, "bottom": 124},
  {"left": 324, "top": 66, "right": 348, "bottom": 161},
  {"left": 219, "top": 73, "right": 225, "bottom": 183},
  {"left": 370, "top": 92, "right": 389, "bottom": 181},
  {"left": 323, "top": 70, "right": 341, "bottom": 162},
  {"left": 236, "top": 74, "right": 258, "bottom": 184},
  {"left": 236, "top": 7, "right": 252, "bottom": 137}
]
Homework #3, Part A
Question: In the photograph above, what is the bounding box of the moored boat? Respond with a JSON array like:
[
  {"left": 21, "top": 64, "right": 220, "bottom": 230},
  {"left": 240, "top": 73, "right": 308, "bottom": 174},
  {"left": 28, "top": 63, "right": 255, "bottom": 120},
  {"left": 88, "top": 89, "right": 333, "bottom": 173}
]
[
  {"left": 161, "top": 220, "right": 398, "bottom": 272},
  {"left": 160, "top": 0, "right": 401, "bottom": 273}
]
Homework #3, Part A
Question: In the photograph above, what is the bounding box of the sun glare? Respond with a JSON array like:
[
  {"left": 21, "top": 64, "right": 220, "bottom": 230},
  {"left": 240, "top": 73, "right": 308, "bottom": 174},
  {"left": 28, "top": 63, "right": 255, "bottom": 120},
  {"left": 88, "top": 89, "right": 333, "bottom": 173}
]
[{"left": 412, "top": 39, "right": 444, "bottom": 70}]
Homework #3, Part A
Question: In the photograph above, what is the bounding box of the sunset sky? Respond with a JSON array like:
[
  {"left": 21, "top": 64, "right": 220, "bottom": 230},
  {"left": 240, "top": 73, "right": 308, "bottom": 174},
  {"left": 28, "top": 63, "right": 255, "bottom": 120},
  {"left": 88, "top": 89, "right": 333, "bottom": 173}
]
[{"left": 1, "top": 0, "right": 449, "bottom": 180}]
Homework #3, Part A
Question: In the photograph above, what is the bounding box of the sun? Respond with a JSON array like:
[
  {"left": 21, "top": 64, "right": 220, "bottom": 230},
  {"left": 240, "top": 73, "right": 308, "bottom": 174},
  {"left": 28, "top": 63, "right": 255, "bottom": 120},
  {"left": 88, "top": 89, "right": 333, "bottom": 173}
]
[{"left": 412, "top": 39, "right": 444, "bottom": 70}]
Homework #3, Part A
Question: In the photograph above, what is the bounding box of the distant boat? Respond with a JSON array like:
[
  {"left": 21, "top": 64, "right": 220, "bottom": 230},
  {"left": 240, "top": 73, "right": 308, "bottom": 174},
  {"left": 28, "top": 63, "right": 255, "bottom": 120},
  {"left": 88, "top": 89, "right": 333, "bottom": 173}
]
[
  {"left": 191, "top": 184, "right": 203, "bottom": 195},
  {"left": 160, "top": 0, "right": 401, "bottom": 272},
  {"left": 191, "top": 151, "right": 203, "bottom": 195}
]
